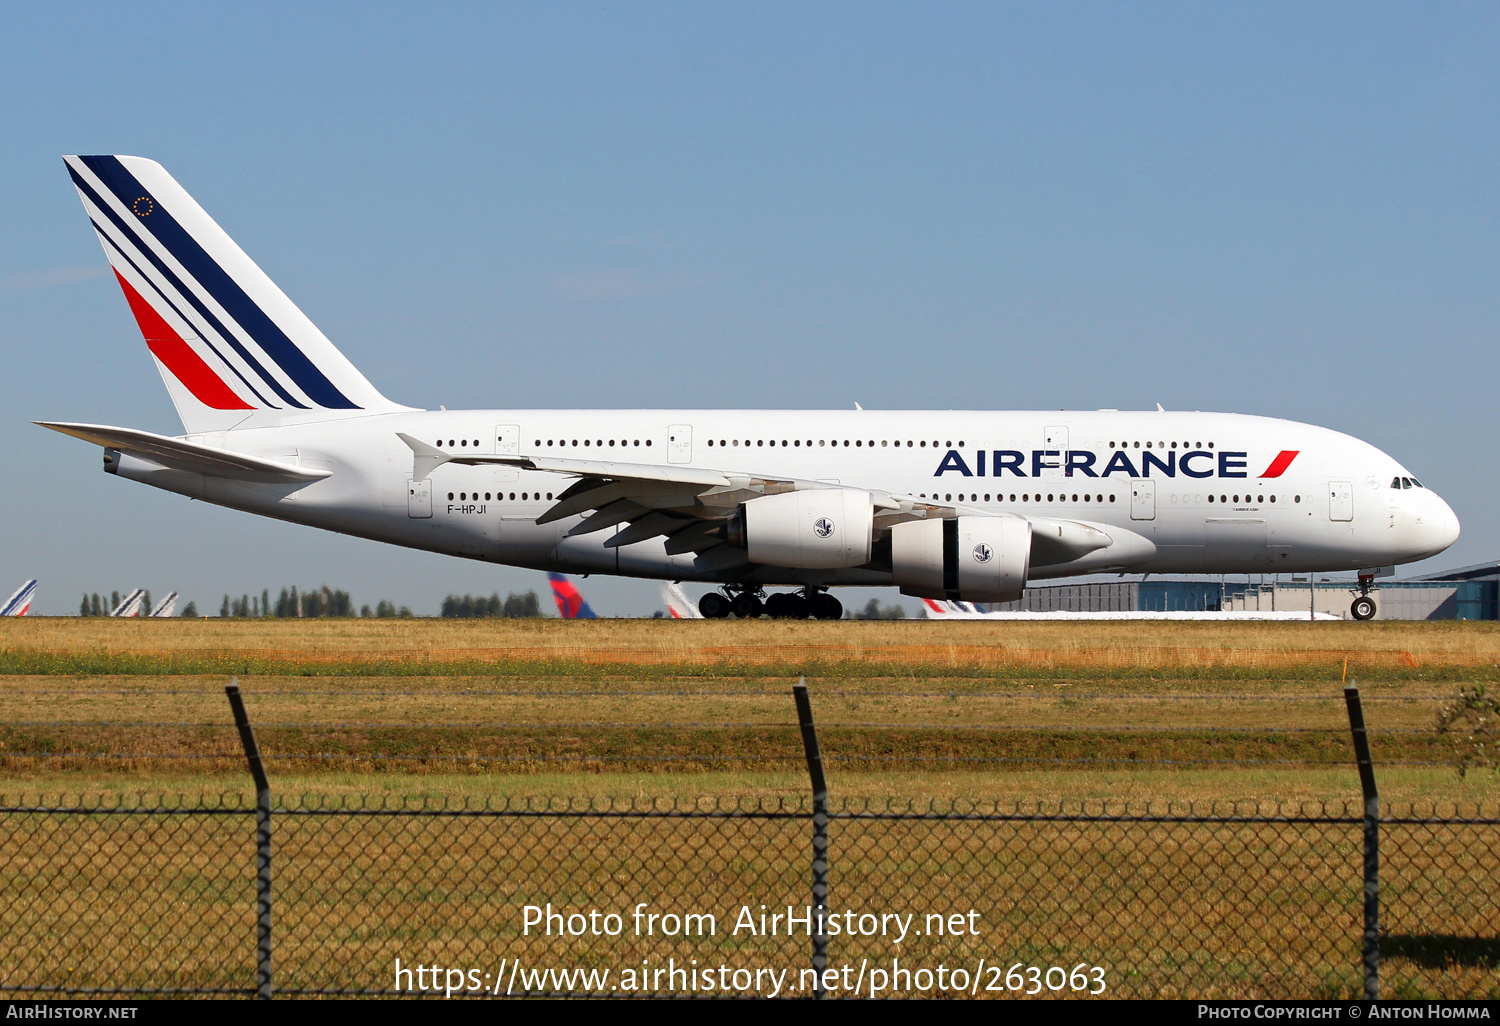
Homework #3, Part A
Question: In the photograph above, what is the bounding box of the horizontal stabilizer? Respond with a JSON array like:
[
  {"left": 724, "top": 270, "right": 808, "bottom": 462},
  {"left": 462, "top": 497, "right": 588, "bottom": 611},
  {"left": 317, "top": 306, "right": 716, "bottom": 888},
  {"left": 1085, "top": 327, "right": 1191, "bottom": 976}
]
[{"left": 37, "top": 422, "right": 330, "bottom": 483}]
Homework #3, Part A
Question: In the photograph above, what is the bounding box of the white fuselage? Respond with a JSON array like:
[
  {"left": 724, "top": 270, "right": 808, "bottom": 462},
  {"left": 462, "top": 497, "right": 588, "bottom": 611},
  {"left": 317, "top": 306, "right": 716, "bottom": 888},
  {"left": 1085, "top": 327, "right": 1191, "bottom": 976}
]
[{"left": 106, "top": 408, "right": 1460, "bottom": 588}]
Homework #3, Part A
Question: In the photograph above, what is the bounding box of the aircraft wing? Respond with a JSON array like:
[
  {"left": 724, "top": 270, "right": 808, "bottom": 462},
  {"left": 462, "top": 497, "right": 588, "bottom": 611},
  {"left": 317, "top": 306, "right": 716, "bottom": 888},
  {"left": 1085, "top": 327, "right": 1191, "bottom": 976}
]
[
  {"left": 399, "top": 433, "right": 908, "bottom": 559},
  {"left": 38, "top": 422, "right": 331, "bottom": 483}
]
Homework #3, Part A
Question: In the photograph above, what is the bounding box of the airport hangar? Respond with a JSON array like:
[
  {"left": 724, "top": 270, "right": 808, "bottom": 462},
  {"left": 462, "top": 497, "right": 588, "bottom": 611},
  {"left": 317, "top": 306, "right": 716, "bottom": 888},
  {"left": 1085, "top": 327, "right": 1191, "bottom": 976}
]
[{"left": 975, "top": 560, "right": 1500, "bottom": 621}]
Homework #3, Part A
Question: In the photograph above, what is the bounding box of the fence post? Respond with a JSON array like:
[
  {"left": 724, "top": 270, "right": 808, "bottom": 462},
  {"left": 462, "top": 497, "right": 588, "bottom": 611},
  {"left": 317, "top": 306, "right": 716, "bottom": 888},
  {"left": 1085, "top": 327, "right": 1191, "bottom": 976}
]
[
  {"left": 1343, "top": 682, "right": 1379, "bottom": 1000},
  {"left": 226, "top": 679, "right": 272, "bottom": 1000},
  {"left": 792, "top": 678, "right": 829, "bottom": 1000}
]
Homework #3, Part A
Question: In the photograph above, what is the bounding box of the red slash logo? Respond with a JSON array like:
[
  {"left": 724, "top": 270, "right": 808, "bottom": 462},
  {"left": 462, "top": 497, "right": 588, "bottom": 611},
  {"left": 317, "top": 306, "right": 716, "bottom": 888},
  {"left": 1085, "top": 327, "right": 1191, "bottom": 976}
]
[{"left": 1260, "top": 450, "right": 1300, "bottom": 478}]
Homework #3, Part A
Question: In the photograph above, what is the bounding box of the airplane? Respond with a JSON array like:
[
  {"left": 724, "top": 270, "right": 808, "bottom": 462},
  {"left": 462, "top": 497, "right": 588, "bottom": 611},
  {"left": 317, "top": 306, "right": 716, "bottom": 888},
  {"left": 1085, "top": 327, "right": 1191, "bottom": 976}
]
[
  {"left": 2, "top": 580, "right": 38, "bottom": 617},
  {"left": 42, "top": 156, "right": 1461, "bottom": 622},
  {"left": 110, "top": 588, "right": 147, "bottom": 617},
  {"left": 149, "top": 591, "right": 179, "bottom": 617},
  {"left": 661, "top": 581, "right": 705, "bottom": 619},
  {"left": 546, "top": 573, "right": 598, "bottom": 619}
]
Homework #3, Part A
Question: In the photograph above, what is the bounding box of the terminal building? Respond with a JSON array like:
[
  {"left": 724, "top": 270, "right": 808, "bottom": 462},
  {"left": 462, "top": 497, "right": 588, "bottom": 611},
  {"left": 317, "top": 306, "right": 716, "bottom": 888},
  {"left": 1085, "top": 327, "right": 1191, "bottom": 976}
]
[{"left": 987, "top": 561, "right": 1500, "bottom": 620}]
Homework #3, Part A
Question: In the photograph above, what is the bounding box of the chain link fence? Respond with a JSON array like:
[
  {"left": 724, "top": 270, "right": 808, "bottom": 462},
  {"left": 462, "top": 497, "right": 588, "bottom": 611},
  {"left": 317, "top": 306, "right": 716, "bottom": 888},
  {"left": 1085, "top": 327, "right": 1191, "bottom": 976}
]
[{"left": 0, "top": 686, "right": 1496, "bottom": 999}]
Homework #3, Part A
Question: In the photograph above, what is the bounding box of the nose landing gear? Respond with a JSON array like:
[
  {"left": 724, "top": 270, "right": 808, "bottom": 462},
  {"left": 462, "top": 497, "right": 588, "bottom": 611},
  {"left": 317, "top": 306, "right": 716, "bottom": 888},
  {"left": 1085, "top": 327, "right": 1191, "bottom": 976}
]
[{"left": 1350, "top": 573, "right": 1377, "bottom": 621}]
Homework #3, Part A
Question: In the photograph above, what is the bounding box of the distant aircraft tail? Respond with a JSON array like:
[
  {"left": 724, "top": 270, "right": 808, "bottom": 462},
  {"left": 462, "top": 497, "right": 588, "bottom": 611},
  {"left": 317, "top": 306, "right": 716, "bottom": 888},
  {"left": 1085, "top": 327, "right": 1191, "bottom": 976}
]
[
  {"left": 660, "top": 582, "right": 703, "bottom": 619},
  {"left": 110, "top": 588, "right": 147, "bottom": 617},
  {"left": 921, "top": 597, "right": 986, "bottom": 618},
  {"left": 63, "top": 155, "right": 413, "bottom": 433},
  {"left": 149, "top": 591, "right": 179, "bottom": 618},
  {"left": 2, "top": 580, "right": 38, "bottom": 616},
  {"left": 547, "top": 573, "right": 598, "bottom": 619}
]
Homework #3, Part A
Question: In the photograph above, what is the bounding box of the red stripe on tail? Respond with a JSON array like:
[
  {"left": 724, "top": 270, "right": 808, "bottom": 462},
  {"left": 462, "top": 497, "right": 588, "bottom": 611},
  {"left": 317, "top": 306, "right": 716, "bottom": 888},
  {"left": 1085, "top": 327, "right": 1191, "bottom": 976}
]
[
  {"left": 1260, "top": 450, "right": 1300, "bottom": 478},
  {"left": 114, "top": 271, "right": 252, "bottom": 410}
]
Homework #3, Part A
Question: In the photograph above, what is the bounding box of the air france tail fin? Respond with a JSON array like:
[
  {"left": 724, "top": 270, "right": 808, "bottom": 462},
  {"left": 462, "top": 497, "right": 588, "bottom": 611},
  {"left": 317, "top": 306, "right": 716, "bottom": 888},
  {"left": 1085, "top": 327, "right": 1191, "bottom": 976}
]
[
  {"left": 110, "top": 588, "right": 146, "bottom": 617},
  {"left": 149, "top": 591, "right": 179, "bottom": 618},
  {"left": 63, "top": 155, "right": 414, "bottom": 433},
  {"left": 2, "top": 580, "right": 38, "bottom": 616},
  {"left": 547, "top": 573, "right": 598, "bottom": 619},
  {"left": 660, "top": 582, "right": 703, "bottom": 619}
]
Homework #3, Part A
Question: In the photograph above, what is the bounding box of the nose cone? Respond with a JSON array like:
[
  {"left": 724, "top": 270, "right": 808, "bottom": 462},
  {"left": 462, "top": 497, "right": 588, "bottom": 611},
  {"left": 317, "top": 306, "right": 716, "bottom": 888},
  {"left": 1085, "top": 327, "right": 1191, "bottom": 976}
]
[
  {"left": 1433, "top": 495, "right": 1461, "bottom": 551},
  {"left": 1406, "top": 493, "right": 1461, "bottom": 561}
]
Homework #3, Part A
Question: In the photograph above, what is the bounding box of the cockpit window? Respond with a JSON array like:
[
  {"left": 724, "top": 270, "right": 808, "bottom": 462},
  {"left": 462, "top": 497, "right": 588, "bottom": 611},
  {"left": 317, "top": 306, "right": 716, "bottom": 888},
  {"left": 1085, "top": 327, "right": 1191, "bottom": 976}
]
[
  {"left": 1391, "top": 477, "right": 1401, "bottom": 489},
  {"left": 1402, "top": 477, "right": 1413, "bottom": 489},
  {"left": 1411, "top": 479, "right": 1423, "bottom": 488}
]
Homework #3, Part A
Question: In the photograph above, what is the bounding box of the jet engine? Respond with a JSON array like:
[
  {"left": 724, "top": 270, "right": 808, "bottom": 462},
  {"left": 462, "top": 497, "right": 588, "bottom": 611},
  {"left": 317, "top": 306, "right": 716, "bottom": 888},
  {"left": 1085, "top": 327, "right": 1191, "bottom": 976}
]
[
  {"left": 727, "top": 489, "right": 875, "bottom": 569},
  {"left": 891, "top": 516, "right": 1031, "bottom": 603}
]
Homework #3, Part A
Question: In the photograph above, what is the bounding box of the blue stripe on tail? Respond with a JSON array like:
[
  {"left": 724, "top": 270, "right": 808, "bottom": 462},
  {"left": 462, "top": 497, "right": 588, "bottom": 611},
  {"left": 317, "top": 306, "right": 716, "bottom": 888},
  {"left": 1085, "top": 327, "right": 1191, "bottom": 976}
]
[{"left": 79, "top": 156, "right": 359, "bottom": 410}]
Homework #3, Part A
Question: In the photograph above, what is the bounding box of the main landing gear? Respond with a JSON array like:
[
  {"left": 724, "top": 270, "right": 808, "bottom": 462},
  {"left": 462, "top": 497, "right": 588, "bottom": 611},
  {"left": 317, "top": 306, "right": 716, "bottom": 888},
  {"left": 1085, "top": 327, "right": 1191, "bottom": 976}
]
[
  {"left": 1350, "top": 573, "right": 1378, "bottom": 621},
  {"left": 696, "top": 586, "right": 843, "bottom": 620}
]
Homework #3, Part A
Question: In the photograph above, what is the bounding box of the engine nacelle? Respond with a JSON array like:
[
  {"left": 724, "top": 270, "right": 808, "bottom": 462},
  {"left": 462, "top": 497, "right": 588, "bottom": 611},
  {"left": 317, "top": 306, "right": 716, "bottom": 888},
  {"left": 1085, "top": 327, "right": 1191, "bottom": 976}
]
[
  {"left": 728, "top": 489, "right": 875, "bottom": 569},
  {"left": 891, "top": 516, "right": 1031, "bottom": 602}
]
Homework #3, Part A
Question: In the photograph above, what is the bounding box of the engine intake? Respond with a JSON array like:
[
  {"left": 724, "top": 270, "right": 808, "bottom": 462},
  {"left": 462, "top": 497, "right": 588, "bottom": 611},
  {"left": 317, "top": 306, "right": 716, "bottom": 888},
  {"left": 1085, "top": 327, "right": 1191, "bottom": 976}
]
[
  {"left": 891, "top": 516, "right": 1031, "bottom": 602},
  {"left": 727, "top": 489, "right": 875, "bottom": 569}
]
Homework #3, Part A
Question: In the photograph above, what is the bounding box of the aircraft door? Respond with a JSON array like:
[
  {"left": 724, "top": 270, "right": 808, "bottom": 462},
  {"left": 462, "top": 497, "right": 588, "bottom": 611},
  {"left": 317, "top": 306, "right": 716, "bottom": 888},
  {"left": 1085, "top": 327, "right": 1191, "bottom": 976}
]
[
  {"left": 1329, "top": 480, "right": 1353, "bottom": 522},
  {"left": 407, "top": 478, "right": 432, "bottom": 518},
  {"left": 1042, "top": 425, "right": 1068, "bottom": 478},
  {"left": 495, "top": 425, "right": 520, "bottom": 456},
  {"left": 1131, "top": 478, "right": 1156, "bottom": 521},
  {"left": 668, "top": 424, "right": 692, "bottom": 464}
]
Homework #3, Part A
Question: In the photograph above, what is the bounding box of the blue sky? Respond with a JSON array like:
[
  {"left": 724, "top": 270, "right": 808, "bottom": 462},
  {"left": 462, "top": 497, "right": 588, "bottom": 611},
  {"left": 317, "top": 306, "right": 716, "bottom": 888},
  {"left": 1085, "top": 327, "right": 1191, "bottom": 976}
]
[{"left": 2, "top": 2, "right": 1497, "bottom": 615}]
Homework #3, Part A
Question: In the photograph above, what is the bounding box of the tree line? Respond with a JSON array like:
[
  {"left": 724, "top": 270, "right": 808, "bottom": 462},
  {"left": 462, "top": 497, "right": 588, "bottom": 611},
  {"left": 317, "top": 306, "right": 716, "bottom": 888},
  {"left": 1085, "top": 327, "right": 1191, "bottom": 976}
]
[
  {"left": 79, "top": 591, "right": 152, "bottom": 617},
  {"left": 440, "top": 591, "right": 543, "bottom": 618},
  {"left": 216, "top": 586, "right": 413, "bottom": 618}
]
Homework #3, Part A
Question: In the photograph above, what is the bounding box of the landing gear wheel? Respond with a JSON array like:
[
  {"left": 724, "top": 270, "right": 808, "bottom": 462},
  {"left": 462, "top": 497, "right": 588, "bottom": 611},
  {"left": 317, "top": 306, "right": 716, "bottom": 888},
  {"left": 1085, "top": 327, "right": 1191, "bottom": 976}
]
[
  {"left": 784, "top": 595, "right": 810, "bottom": 620},
  {"left": 1351, "top": 596, "right": 1376, "bottom": 621},
  {"left": 764, "top": 592, "right": 795, "bottom": 619},
  {"left": 732, "top": 592, "right": 764, "bottom": 619},
  {"left": 811, "top": 593, "right": 843, "bottom": 621},
  {"left": 698, "top": 592, "right": 731, "bottom": 619}
]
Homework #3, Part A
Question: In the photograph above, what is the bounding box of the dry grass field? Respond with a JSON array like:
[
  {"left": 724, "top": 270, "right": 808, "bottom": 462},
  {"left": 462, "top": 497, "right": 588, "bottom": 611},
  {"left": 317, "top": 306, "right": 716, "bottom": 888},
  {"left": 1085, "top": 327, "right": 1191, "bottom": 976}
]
[
  {"left": 2, "top": 616, "right": 1498, "bottom": 802},
  {"left": 2, "top": 617, "right": 1497, "bottom": 999}
]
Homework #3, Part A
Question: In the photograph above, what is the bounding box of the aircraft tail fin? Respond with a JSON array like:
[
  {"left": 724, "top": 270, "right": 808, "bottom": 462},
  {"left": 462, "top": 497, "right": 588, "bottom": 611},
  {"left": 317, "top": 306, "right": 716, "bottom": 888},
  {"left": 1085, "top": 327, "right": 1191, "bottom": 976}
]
[
  {"left": 62, "top": 155, "right": 414, "bottom": 433},
  {"left": 149, "top": 591, "right": 179, "bottom": 618},
  {"left": 110, "top": 588, "right": 147, "bottom": 617},
  {"left": 660, "top": 582, "right": 703, "bottom": 619},
  {"left": 547, "top": 573, "right": 598, "bottom": 619},
  {"left": 2, "top": 580, "right": 38, "bottom": 616}
]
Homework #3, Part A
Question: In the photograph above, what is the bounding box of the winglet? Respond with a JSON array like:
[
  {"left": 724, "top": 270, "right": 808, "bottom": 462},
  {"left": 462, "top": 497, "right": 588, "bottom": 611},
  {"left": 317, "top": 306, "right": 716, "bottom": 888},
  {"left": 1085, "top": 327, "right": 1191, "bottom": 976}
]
[{"left": 397, "top": 433, "right": 451, "bottom": 482}]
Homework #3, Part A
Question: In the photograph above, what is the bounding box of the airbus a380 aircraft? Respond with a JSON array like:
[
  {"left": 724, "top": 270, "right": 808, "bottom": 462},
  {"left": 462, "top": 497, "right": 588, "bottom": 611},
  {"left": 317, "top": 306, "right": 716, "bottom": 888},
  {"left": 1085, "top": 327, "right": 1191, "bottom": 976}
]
[{"left": 42, "top": 156, "right": 1460, "bottom": 621}]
